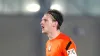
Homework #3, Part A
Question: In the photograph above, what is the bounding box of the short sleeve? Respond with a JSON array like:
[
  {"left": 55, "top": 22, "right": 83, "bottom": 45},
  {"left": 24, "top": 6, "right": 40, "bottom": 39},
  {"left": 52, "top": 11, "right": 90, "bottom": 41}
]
[{"left": 61, "top": 40, "right": 77, "bottom": 56}]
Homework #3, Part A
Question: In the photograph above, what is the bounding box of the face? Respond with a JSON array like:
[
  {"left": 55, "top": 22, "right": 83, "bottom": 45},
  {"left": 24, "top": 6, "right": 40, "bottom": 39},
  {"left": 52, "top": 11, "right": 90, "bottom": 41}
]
[{"left": 40, "top": 14, "right": 57, "bottom": 34}]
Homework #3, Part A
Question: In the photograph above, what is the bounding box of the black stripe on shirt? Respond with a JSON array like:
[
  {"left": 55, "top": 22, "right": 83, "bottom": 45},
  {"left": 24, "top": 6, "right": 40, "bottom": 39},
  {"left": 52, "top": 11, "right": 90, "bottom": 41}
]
[{"left": 66, "top": 41, "right": 72, "bottom": 50}]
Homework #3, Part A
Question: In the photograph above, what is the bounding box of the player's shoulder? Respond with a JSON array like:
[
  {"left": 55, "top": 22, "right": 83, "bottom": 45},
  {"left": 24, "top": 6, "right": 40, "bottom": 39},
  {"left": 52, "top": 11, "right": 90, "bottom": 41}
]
[
  {"left": 59, "top": 33, "right": 76, "bottom": 46},
  {"left": 55, "top": 33, "right": 71, "bottom": 46},
  {"left": 61, "top": 33, "right": 76, "bottom": 45},
  {"left": 59, "top": 32, "right": 71, "bottom": 41}
]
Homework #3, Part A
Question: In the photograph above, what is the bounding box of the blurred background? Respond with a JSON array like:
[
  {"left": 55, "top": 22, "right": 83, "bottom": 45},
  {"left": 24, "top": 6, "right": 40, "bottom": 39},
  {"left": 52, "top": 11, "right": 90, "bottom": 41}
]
[{"left": 0, "top": 0, "right": 100, "bottom": 56}]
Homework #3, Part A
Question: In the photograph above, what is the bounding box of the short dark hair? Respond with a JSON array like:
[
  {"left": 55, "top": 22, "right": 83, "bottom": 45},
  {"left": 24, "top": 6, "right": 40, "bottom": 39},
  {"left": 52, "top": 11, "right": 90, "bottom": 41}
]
[{"left": 46, "top": 9, "right": 63, "bottom": 29}]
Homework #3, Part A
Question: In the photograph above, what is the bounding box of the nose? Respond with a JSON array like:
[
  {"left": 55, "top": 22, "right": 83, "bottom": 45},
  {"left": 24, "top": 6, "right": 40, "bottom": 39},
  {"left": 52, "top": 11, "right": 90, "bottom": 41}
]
[{"left": 40, "top": 20, "right": 43, "bottom": 25}]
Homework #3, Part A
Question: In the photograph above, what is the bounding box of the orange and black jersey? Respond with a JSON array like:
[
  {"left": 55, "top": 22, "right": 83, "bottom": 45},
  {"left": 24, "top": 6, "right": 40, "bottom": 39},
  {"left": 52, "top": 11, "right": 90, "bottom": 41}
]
[{"left": 46, "top": 32, "right": 77, "bottom": 56}]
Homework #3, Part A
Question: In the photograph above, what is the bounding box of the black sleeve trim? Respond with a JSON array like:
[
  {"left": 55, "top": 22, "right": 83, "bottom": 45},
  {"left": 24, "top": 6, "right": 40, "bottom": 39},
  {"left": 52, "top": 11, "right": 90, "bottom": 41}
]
[{"left": 66, "top": 41, "right": 72, "bottom": 50}]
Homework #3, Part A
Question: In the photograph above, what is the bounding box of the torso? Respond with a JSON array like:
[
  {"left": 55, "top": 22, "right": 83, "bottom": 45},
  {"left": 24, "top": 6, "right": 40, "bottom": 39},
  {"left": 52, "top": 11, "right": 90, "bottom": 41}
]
[
  {"left": 46, "top": 39, "right": 63, "bottom": 56},
  {"left": 46, "top": 32, "right": 76, "bottom": 56}
]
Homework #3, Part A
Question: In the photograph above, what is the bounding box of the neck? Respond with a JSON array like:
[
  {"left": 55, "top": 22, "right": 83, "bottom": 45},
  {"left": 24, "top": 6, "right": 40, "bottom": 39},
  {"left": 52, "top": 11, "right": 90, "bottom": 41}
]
[{"left": 47, "top": 29, "right": 60, "bottom": 40}]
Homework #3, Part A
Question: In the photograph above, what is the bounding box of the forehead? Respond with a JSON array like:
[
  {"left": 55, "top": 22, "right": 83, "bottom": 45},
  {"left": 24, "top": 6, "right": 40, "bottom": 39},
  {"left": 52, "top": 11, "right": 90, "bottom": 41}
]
[{"left": 42, "top": 14, "right": 52, "bottom": 20}]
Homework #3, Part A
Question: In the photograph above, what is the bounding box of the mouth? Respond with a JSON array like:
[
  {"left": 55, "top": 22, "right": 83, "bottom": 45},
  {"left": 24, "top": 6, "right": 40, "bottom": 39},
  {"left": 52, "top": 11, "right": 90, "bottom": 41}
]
[{"left": 41, "top": 26, "right": 44, "bottom": 29}]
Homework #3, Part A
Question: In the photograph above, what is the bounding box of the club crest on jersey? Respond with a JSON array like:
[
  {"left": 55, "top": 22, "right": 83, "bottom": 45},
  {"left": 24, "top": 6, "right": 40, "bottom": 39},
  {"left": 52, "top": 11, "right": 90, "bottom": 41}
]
[
  {"left": 48, "top": 45, "right": 51, "bottom": 52},
  {"left": 67, "top": 48, "right": 77, "bottom": 56}
]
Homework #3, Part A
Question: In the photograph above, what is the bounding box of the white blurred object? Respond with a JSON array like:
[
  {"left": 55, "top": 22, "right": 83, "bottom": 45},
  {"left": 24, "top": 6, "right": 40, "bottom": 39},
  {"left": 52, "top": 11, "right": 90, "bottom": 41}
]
[
  {"left": 50, "top": 4, "right": 62, "bottom": 12},
  {"left": 67, "top": 48, "right": 77, "bottom": 56},
  {"left": 25, "top": 3, "right": 40, "bottom": 12}
]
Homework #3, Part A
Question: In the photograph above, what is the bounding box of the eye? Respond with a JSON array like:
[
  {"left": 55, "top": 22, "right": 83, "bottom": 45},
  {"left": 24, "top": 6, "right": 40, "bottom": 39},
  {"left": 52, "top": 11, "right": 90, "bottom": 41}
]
[{"left": 44, "top": 19, "right": 48, "bottom": 22}]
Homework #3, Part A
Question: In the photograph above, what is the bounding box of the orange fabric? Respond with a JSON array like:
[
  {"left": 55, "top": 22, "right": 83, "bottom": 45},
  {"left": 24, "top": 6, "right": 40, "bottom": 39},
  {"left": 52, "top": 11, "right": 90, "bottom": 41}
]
[{"left": 46, "top": 32, "right": 77, "bottom": 56}]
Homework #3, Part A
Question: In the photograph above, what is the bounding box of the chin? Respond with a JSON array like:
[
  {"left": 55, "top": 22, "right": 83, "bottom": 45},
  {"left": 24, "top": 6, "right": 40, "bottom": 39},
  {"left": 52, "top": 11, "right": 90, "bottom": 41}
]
[
  {"left": 42, "top": 31, "right": 47, "bottom": 34},
  {"left": 42, "top": 31, "right": 45, "bottom": 33}
]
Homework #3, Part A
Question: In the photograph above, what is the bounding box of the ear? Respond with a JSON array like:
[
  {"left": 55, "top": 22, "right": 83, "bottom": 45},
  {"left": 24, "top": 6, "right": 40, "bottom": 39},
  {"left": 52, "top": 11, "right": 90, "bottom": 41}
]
[{"left": 53, "top": 21, "right": 58, "bottom": 27}]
